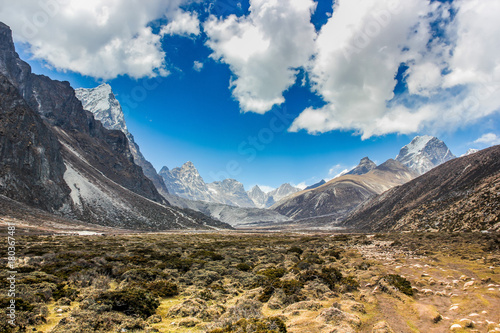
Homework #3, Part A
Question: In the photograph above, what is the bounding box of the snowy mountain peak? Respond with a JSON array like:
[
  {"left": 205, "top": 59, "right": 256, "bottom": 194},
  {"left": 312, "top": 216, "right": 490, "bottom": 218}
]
[
  {"left": 75, "top": 83, "right": 127, "bottom": 134},
  {"left": 248, "top": 185, "right": 268, "bottom": 208},
  {"left": 461, "top": 148, "right": 479, "bottom": 157},
  {"left": 396, "top": 136, "right": 455, "bottom": 175}
]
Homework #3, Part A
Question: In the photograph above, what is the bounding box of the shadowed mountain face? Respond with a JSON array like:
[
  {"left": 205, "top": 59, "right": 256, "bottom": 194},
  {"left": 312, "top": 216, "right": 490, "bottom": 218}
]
[
  {"left": 272, "top": 159, "right": 417, "bottom": 221},
  {"left": 343, "top": 145, "right": 500, "bottom": 232},
  {"left": 0, "top": 73, "right": 70, "bottom": 212},
  {"left": 0, "top": 22, "right": 230, "bottom": 230}
]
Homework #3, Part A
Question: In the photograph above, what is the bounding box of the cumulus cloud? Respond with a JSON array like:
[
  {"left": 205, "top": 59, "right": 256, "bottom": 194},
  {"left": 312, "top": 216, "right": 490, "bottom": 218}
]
[
  {"left": 160, "top": 10, "right": 200, "bottom": 36},
  {"left": 0, "top": 0, "right": 192, "bottom": 79},
  {"left": 474, "top": 133, "right": 500, "bottom": 146},
  {"left": 290, "top": 0, "right": 500, "bottom": 138},
  {"left": 204, "top": 0, "right": 317, "bottom": 113},
  {"left": 193, "top": 60, "right": 204, "bottom": 72}
]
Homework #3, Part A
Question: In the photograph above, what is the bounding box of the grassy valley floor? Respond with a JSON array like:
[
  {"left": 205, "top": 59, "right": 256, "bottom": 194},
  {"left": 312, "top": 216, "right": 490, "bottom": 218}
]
[{"left": 1, "top": 232, "right": 499, "bottom": 332}]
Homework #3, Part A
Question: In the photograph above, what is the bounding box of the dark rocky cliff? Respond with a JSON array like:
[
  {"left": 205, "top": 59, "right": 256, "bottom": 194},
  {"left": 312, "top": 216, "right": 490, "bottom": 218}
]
[{"left": 0, "top": 73, "right": 70, "bottom": 212}]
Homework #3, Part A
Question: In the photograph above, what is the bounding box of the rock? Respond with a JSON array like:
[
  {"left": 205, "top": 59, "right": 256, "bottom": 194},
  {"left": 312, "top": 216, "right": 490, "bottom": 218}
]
[
  {"left": 460, "top": 275, "right": 468, "bottom": 281},
  {"left": 459, "top": 318, "right": 474, "bottom": 328},
  {"left": 469, "top": 313, "right": 480, "bottom": 317},
  {"left": 372, "top": 321, "right": 395, "bottom": 333},
  {"left": 450, "top": 324, "right": 462, "bottom": 330},
  {"left": 463, "top": 281, "right": 475, "bottom": 289},
  {"left": 449, "top": 305, "right": 459, "bottom": 311},
  {"left": 284, "top": 301, "right": 322, "bottom": 312}
]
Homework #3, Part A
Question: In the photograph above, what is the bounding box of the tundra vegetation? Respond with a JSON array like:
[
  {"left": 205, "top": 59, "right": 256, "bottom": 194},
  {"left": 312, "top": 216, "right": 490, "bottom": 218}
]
[{"left": 0, "top": 232, "right": 499, "bottom": 332}]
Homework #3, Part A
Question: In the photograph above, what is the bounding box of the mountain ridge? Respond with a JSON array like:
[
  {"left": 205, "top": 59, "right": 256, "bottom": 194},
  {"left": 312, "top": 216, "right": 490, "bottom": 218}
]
[{"left": 343, "top": 145, "right": 500, "bottom": 232}]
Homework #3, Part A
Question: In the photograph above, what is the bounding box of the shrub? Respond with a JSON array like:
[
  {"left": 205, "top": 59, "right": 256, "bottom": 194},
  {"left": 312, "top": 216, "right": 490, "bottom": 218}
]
[
  {"left": 341, "top": 276, "right": 360, "bottom": 292},
  {"left": 145, "top": 280, "right": 179, "bottom": 298},
  {"left": 384, "top": 274, "right": 413, "bottom": 296},
  {"left": 190, "top": 250, "right": 224, "bottom": 261},
  {"left": 209, "top": 317, "right": 287, "bottom": 333},
  {"left": 258, "top": 267, "right": 287, "bottom": 280},
  {"left": 97, "top": 288, "right": 160, "bottom": 318},
  {"left": 287, "top": 246, "right": 303, "bottom": 255},
  {"left": 236, "top": 262, "right": 252, "bottom": 272}
]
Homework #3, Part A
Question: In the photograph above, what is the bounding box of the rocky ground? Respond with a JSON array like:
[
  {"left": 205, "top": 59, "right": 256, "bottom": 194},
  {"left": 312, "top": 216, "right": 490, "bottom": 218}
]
[{"left": 0, "top": 232, "right": 498, "bottom": 332}]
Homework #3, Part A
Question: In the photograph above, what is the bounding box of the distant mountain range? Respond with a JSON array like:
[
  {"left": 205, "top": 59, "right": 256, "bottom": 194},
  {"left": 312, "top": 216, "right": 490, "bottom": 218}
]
[{"left": 159, "top": 161, "right": 300, "bottom": 208}]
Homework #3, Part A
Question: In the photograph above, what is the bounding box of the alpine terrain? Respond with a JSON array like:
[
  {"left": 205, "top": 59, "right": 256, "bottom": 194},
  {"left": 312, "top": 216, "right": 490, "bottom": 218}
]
[{"left": 0, "top": 22, "right": 230, "bottom": 231}]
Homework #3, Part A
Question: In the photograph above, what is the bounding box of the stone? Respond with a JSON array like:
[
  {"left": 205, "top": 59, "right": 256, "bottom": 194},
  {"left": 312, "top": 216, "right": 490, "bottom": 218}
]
[{"left": 372, "top": 321, "right": 395, "bottom": 333}]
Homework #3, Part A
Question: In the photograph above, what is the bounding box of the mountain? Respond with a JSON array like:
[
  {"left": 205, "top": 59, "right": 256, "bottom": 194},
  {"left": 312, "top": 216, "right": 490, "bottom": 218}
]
[
  {"left": 462, "top": 148, "right": 479, "bottom": 157},
  {"left": 342, "top": 145, "right": 500, "bottom": 232},
  {"left": 269, "top": 183, "right": 301, "bottom": 202},
  {"left": 0, "top": 22, "right": 229, "bottom": 231},
  {"left": 271, "top": 159, "right": 418, "bottom": 221},
  {"left": 247, "top": 185, "right": 269, "bottom": 208},
  {"left": 346, "top": 157, "right": 377, "bottom": 175},
  {"left": 247, "top": 183, "right": 301, "bottom": 208},
  {"left": 395, "top": 135, "right": 455, "bottom": 175},
  {"left": 75, "top": 84, "right": 170, "bottom": 197},
  {"left": 160, "top": 162, "right": 255, "bottom": 207},
  {"left": 304, "top": 180, "right": 326, "bottom": 190},
  {"left": 73, "top": 84, "right": 285, "bottom": 225}
]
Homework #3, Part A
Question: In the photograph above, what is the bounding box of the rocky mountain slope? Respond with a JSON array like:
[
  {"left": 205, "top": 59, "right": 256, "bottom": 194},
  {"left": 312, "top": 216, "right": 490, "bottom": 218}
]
[
  {"left": 395, "top": 135, "right": 455, "bottom": 174},
  {"left": 342, "top": 145, "right": 500, "bottom": 232},
  {"left": 272, "top": 159, "right": 418, "bottom": 221},
  {"left": 0, "top": 22, "right": 229, "bottom": 231},
  {"left": 75, "top": 84, "right": 169, "bottom": 197},
  {"left": 346, "top": 157, "right": 377, "bottom": 175}
]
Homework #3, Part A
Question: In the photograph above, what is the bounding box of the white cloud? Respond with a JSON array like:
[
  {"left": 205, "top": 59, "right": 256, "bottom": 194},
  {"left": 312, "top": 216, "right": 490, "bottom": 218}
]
[
  {"left": 204, "top": 0, "right": 317, "bottom": 113},
  {"left": 160, "top": 10, "right": 200, "bottom": 37},
  {"left": 473, "top": 133, "right": 500, "bottom": 146},
  {"left": 193, "top": 60, "right": 204, "bottom": 72},
  {"left": 290, "top": 0, "right": 500, "bottom": 139},
  {"left": 0, "top": 0, "right": 192, "bottom": 79},
  {"left": 290, "top": 0, "right": 435, "bottom": 138}
]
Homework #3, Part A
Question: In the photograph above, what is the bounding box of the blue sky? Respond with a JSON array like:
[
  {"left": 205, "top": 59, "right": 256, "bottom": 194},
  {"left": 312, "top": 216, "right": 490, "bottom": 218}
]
[{"left": 3, "top": 0, "right": 500, "bottom": 191}]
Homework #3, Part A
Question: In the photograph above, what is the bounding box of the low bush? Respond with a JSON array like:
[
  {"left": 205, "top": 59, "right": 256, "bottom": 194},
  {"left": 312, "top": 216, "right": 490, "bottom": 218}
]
[
  {"left": 145, "top": 280, "right": 179, "bottom": 298},
  {"left": 384, "top": 274, "right": 413, "bottom": 296},
  {"left": 96, "top": 288, "right": 159, "bottom": 318}
]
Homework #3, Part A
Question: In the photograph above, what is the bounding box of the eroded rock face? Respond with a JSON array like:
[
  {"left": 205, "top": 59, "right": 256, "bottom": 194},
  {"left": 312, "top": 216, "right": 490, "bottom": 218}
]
[{"left": 0, "top": 74, "right": 70, "bottom": 212}]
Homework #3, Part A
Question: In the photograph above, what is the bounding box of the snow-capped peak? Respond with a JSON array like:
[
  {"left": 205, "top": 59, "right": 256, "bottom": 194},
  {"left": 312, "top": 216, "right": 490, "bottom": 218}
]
[
  {"left": 75, "top": 83, "right": 128, "bottom": 134},
  {"left": 396, "top": 136, "right": 455, "bottom": 175}
]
